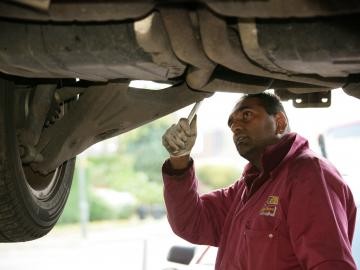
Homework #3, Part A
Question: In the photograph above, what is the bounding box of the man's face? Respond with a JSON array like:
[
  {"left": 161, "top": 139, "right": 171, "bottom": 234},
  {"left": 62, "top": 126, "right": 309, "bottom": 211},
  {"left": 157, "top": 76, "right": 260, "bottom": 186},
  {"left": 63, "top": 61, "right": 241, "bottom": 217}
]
[{"left": 228, "top": 97, "right": 279, "bottom": 161}]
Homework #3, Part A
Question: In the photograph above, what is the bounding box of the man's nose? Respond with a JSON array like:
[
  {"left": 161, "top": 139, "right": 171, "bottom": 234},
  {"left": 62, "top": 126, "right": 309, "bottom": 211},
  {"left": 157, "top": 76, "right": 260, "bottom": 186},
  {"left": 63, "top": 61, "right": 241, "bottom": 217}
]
[{"left": 230, "top": 121, "right": 243, "bottom": 133}]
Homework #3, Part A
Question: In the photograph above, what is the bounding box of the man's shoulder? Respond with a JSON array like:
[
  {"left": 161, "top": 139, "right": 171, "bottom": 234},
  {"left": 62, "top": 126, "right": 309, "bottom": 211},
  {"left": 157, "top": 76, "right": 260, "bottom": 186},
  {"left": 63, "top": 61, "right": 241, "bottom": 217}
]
[
  {"left": 287, "top": 148, "right": 348, "bottom": 188},
  {"left": 288, "top": 147, "right": 325, "bottom": 167}
]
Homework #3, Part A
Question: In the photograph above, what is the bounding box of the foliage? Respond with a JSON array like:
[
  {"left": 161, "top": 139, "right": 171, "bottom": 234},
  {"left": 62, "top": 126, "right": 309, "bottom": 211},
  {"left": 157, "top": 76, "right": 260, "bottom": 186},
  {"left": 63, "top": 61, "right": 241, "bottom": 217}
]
[
  {"left": 118, "top": 117, "right": 172, "bottom": 183},
  {"left": 86, "top": 154, "right": 137, "bottom": 191},
  {"left": 88, "top": 191, "right": 135, "bottom": 221},
  {"left": 86, "top": 154, "right": 164, "bottom": 205},
  {"left": 88, "top": 193, "right": 117, "bottom": 221},
  {"left": 58, "top": 116, "right": 173, "bottom": 224},
  {"left": 197, "top": 164, "right": 242, "bottom": 190},
  {"left": 58, "top": 167, "right": 81, "bottom": 224}
]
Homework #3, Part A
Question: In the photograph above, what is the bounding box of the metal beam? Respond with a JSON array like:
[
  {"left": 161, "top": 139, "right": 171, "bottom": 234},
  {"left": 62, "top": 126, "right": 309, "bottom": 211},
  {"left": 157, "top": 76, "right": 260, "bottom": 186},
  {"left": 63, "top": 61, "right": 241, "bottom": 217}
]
[{"left": 32, "top": 82, "right": 212, "bottom": 174}]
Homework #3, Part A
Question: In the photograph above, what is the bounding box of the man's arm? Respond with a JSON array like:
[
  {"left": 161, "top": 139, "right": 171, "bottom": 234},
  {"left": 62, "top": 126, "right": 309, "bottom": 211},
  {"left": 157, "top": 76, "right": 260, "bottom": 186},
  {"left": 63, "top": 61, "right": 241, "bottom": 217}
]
[
  {"left": 287, "top": 157, "right": 357, "bottom": 270},
  {"left": 169, "top": 155, "right": 191, "bottom": 170},
  {"left": 162, "top": 158, "right": 237, "bottom": 246},
  {"left": 161, "top": 114, "right": 238, "bottom": 246}
]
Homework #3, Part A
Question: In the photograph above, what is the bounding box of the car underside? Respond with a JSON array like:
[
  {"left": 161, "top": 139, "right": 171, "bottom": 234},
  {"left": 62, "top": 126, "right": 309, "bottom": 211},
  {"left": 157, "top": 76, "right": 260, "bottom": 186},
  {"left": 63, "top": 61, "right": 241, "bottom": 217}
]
[{"left": 0, "top": 0, "right": 359, "bottom": 242}]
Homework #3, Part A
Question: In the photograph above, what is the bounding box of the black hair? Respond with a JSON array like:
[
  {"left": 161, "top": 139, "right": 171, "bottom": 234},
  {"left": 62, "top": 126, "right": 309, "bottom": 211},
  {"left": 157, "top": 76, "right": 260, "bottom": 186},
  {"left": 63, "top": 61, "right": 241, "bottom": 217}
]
[
  {"left": 240, "top": 92, "right": 287, "bottom": 116},
  {"left": 235, "top": 92, "right": 290, "bottom": 132}
]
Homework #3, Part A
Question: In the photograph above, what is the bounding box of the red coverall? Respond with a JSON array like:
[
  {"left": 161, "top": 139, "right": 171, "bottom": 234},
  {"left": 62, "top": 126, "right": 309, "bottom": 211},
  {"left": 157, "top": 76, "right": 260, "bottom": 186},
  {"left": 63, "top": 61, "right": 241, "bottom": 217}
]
[{"left": 162, "top": 133, "right": 357, "bottom": 270}]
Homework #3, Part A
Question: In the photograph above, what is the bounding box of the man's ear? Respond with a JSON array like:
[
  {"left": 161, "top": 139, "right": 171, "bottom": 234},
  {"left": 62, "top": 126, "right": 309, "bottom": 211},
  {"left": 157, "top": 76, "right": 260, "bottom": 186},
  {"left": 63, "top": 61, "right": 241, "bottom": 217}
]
[{"left": 275, "top": 112, "right": 287, "bottom": 134}]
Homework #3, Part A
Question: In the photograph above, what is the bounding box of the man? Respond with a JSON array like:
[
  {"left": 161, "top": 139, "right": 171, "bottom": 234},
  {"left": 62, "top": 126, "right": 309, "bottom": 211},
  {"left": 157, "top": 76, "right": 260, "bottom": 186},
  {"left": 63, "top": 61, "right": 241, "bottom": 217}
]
[{"left": 161, "top": 92, "right": 357, "bottom": 270}]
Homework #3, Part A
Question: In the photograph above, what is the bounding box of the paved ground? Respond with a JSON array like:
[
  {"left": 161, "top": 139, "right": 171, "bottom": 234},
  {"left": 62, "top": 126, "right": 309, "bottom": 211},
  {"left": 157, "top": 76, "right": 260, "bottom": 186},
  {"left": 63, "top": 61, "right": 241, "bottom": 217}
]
[
  {"left": 0, "top": 218, "right": 190, "bottom": 270},
  {"left": 1, "top": 216, "right": 359, "bottom": 269}
]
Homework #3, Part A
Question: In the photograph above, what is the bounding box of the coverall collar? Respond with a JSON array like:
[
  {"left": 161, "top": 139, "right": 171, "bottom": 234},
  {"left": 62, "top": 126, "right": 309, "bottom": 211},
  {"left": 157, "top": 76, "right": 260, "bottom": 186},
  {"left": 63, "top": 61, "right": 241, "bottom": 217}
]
[{"left": 242, "top": 132, "right": 308, "bottom": 189}]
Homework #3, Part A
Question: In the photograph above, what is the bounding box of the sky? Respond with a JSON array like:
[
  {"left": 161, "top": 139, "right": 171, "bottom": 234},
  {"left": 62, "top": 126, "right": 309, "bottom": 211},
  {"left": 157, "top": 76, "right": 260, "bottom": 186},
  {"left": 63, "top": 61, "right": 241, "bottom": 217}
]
[{"left": 177, "top": 88, "right": 359, "bottom": 147}]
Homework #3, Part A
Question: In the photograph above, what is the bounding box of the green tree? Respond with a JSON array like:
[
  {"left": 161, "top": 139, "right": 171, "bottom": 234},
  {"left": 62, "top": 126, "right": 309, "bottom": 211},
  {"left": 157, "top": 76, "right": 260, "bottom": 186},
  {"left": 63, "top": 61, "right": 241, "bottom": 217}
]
[
  {"left": 118, "top": 116, "right": 173, "bottom": 183},
  {"left": 57, "top": 166, "right": 81, "bottom": 224},
  {"left": 58, "top": 116, "right": 174, "bottom": 224},
  {"left": 197, "top": 164, "right": 242, "bottom": 190},
  {"left": 86, "top": 154, "right": 164, "bottom": 204}
]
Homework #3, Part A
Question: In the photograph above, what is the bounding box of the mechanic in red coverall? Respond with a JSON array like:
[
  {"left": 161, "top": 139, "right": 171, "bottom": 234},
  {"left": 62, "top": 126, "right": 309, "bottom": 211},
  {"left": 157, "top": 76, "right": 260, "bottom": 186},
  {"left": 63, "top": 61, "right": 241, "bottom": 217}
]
[{"left": 161, "top": 92, "right": 357, "bottom": 270}]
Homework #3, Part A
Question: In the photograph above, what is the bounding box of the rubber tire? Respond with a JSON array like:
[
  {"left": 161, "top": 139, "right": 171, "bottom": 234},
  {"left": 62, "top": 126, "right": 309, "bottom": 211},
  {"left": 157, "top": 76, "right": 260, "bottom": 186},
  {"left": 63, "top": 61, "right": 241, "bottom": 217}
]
[{"left": 0, "top": 78, "right": 75, "bottom": 242}]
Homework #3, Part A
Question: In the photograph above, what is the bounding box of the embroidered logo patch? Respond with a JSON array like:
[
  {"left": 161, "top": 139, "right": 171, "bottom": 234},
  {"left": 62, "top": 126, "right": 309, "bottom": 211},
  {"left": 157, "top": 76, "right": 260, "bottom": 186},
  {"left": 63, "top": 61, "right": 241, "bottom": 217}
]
[
  {"left": 259, "top": 205, "right": 277, "bottom": 217},
  {"left": 266, "top": 195, "right": 279, "bottom": 205},
  {"left": 259, "top": 195, "right": 279, "bottom": 217}
]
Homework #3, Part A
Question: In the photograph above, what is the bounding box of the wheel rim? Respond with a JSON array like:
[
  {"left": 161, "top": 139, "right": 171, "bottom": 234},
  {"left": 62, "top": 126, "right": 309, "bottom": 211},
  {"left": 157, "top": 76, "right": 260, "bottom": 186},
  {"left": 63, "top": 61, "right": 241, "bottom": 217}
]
[
  {"left": 17, "top": 86, "right": 66, "bottom": 200},
  {"left": 23, "top": 165, "right": 62, "bottom": 200}
]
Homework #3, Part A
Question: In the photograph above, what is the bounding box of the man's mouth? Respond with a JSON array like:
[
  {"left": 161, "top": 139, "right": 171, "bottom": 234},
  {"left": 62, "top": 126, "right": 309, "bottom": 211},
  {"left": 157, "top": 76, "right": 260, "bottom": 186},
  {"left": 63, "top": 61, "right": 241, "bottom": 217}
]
[{"left": 235, "top": 135, "right": 248, "bottom": 145}]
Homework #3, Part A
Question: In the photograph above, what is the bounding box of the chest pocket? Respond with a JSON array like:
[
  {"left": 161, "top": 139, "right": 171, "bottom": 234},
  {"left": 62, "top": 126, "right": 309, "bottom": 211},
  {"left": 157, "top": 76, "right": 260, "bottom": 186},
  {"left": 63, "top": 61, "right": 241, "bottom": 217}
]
[{"left": 243, "top": 215, "right": 281, "bottom": 270}]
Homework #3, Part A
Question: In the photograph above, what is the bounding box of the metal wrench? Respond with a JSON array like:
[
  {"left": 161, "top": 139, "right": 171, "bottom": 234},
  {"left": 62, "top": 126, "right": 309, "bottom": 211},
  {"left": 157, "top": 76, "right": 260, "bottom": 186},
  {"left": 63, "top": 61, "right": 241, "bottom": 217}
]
[
  {"left": 171, "top": 100, "right": 203, "bottom": 155},
  {"left": 187, "top": 100, "right": 203, "bottom": 123}
]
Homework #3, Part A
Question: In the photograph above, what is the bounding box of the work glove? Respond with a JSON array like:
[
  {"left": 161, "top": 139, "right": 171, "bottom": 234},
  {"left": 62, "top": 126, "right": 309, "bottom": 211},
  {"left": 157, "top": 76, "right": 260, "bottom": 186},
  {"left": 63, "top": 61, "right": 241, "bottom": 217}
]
[{"left": 162, "top": 116, "right": 197, "bottom": 157}]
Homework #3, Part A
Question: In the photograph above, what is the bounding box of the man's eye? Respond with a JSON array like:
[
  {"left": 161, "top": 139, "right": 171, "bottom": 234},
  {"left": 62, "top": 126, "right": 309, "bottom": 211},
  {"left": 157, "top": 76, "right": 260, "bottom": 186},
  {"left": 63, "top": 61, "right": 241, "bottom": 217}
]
[{"left": 243, "top": 111, "right": 252, "bottom": 121}]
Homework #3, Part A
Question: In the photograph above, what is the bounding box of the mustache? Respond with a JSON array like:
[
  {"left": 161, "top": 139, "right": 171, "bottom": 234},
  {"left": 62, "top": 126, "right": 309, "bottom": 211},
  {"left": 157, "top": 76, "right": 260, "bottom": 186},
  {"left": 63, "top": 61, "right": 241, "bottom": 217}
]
[{"left": 234, "top": 135, "right": 248, "bottom": 145}]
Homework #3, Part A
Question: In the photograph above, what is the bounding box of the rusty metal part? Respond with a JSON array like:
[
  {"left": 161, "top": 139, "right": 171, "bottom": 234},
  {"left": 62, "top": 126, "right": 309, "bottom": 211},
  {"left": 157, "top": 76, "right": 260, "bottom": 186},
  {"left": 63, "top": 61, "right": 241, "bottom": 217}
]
[
  {"left": 201, "top": 78, "right": 267, "bottom": 93},
  {"left": 0, "top": 6, "right": 357, "bottom": 99},
  {"left": 194, "top": 63, "right": 331, "bottom": 93},
  {"left": 56, "top": 86, "right": 85, "bottom": 102},
  {"left": 17, "top": 84, "right": 56, "bottom": 147},
  {"left": 32, "top": 82, "right": 211, "bottom": 174},
  {"left": 9, "top": 0, "right": 50, "bottom": 10},
  {"left": 238, "top": 20, "right": 288, "bottom": 74},
  {"left": 160, "top": 8, "right": 216, "bottom": 89},
  {"left": 256, "top": 17, "right": 360, "bottom": 78},
  {"left": 19, "top": 144, "right": 43, "bottom": 164},
  {"left": 206, "top": 0, "right": 360, "bottom": 18},
  {"left": 134, "top": 12, "right": 186, "bottom": 79},
  {"left": 2, "top": 1, "right": 360, "bottom": 22},
  {"left": 271, "top": 80, "right": 330, "bottom": 94},
  {"left": 0, "top": 1, "right": 154, "bottom": 21},
  {"left": 200, "top": 75, "right": 330, "bottom": 94},
  {"left": 44, "top": 92, "right": 64, "bottom": 128},
  {"left": 343, "top": 77, "right": 360, "bottom": 99},
  {"left": 0, "top": 8, "right": 351, "bottom": 89},
  {"left": 0, "top": 19, "right": 175, "bottom": 82},
  {"left": 276, "top": 89, "right": 332, "bottom": 108},
  {"left": 342, "top": 87, "right": 360, "bottom": 99},
  {"left": 200, "top": 66, "right": 271, "bottom": 93},
  {"left": 197, "top": 9, "right": 343, "bottom": 89}
]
